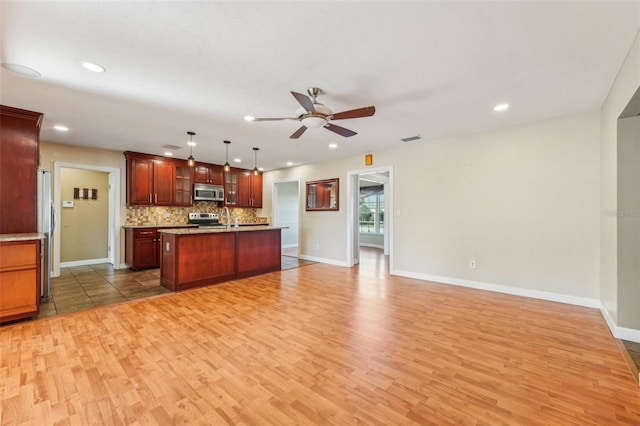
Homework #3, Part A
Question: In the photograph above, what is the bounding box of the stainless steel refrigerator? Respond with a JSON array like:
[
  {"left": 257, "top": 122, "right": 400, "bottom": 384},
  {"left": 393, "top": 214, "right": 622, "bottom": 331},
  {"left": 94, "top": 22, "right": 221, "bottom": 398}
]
[{"left": 37, "top": 170, "right": 55, "bottom": 301}]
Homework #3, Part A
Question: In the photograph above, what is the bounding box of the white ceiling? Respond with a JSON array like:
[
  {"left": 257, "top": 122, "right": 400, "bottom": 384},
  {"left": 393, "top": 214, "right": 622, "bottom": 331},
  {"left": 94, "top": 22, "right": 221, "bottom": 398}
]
[{"left": 1, "top": 1, "right": 639, "bottom": 171}]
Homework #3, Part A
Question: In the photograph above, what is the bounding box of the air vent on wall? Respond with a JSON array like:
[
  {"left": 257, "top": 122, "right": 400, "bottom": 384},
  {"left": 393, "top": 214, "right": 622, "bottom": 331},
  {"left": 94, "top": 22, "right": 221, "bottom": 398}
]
[
  {"left": 162, "top": 144, "right": 182, "bottom": 150},
  {"left": 400, "top": 135, "right": 422, "bottom": 142}
]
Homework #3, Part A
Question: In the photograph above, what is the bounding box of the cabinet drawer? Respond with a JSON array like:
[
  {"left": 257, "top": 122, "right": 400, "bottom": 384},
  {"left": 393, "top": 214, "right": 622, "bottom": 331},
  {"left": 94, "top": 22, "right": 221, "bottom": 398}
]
[
  {"left": 0, "top": 242, "right": 38, "bottom": 270},
  {"left": 133, "top": 228, "right": 157, "bottom": 238},
  {"left": 0, "top": 269, "right": 38, "bottom": 312}
]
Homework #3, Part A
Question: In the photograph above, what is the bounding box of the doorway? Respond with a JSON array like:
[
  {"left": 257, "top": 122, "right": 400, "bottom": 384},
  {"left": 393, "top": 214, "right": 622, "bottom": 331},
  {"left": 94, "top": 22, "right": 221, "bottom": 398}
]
[
  {"left": 273, "top": 179, "right": 300, "bottom": 257},
  {"left": 347, "top": 166, "right": 393, "bottom": 270},
  {"left": 53, "top": 162, "right": 120, "bottom": 276}
]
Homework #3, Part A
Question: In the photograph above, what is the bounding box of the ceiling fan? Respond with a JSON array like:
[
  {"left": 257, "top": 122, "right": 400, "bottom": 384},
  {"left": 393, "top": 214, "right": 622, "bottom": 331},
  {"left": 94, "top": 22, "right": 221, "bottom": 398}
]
[{"left": 246, "top": 87, "right": 376, "bottom": 139}]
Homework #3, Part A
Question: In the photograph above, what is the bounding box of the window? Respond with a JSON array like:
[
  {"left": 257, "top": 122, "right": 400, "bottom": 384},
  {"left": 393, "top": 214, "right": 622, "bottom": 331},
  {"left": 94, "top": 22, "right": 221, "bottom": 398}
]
[{"left": 359, "top": 190, "right": 384, "bottom": 234}]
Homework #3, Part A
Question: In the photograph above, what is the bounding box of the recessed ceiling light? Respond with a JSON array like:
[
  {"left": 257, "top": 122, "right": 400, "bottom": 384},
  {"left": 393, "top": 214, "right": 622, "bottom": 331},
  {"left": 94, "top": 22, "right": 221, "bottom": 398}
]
[
  {"left": 258, "top": 167, "right": 264, "bottom": 172},
  {"left": 164, "top": 152, "right": 173, "bottom": 156},
  {"left": 1, "top": 63, "right": 41, "bottom": 78},
  {"left": 234, "top": 158, "right": 241, "bottom": 163},
  {"left": 286, "top": 161, "right": 293, "bottom": 166},
  {"left": 329, "top": 143, "right": 338, "bottom": 149},
  {"left": 187, "top": 141, "right": 196, "bottom": 146},
  {"left": 244, "top": 116, "right": 255, "bottom": 122},
  {"left": 493, "top": 103, "right": 509, "bottom": 112},
  {"left": 82, "top": 62, "right": 106, "bottom": 73},
  {"left": 53, "top": 125, "right": 69, "bottom": 132}
]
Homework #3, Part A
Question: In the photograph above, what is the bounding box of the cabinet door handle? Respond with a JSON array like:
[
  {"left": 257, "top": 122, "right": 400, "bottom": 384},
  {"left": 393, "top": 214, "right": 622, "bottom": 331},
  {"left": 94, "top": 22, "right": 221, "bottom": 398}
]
[
  {"left": 149, "top": 193, "right": 152, "bottom": 203},
  {"left": 155, "top": 193, "right": 157, "bottom": 203}
]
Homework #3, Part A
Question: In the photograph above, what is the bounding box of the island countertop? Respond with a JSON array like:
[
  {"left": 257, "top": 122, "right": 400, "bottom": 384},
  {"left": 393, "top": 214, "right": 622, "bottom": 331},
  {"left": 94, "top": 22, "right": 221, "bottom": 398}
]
[{"left": 158, "top": 225, "right": 285, "bottom": 235}]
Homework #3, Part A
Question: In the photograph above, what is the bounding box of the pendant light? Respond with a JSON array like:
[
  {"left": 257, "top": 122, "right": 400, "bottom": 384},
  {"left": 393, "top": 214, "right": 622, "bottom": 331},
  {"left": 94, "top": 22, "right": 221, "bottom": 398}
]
[
  {"left": 223, "top": 140, "right": 231, "bottom": 172},
  {"left": 187, "top": 131, "right": 196, "bottom": 167},
  {"left": 252, "top": 147, "right": 260, "bottom": 176}
]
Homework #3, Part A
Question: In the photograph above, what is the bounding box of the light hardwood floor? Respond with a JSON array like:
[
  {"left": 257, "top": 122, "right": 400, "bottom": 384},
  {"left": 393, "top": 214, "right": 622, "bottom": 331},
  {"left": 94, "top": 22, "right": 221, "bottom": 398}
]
[{"left": 1, "top": 248, "right": 639, "bottom": 424}]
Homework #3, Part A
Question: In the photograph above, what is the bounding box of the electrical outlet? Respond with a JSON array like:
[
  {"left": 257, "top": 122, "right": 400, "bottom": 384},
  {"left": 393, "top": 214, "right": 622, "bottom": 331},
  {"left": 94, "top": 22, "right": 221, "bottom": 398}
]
[
  {"left": 164, "top": 213, "right": 171, "bottom": 218},
  {"left": 469, "top": 260, "right": 476, "bottom": 269}
]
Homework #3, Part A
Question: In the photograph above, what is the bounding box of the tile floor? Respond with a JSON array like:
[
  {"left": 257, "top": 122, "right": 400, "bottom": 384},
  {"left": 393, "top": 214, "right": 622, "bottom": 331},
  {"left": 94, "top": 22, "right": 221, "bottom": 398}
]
[{"left": 34, "top": 255, "right": 315, "bottom": 320}]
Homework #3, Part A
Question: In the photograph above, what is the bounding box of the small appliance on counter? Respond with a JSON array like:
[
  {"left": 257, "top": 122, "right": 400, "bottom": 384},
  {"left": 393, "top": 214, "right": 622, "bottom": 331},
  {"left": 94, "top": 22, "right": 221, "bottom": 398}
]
[{"left": 187, "top": 212, "right": 225, "bottom": 228}]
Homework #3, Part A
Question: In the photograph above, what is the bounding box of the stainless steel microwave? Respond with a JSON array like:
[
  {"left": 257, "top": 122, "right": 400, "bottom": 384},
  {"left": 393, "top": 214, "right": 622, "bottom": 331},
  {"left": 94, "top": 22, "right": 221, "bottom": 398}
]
[{"left": 193, "top": 183, "right": 224, "bottom": 201}]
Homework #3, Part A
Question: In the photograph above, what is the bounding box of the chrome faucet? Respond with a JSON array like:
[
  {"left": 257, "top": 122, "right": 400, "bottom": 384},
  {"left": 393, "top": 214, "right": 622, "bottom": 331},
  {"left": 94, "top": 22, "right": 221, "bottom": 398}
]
[{"left": 221, "top": 206, "right": 231, "bottom": 229}]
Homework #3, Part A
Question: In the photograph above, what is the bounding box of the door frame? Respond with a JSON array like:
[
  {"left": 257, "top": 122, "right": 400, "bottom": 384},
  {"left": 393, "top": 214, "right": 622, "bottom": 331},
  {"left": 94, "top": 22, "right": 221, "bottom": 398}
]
[
  {"left": 53, "top": 161, "right": 120, "bottom": 276},
  {"left": 346, "top": 165, "right": 393, "bottom": 268},
  {"left": 272, "top": 178, "right": 301, "bottom": 253}
]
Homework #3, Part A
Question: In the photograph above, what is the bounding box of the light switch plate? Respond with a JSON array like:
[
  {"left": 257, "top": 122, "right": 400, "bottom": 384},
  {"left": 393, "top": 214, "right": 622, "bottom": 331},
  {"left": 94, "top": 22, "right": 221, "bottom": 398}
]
[{"left": 62, "top": 200, "right": 74, "bottom": 208}]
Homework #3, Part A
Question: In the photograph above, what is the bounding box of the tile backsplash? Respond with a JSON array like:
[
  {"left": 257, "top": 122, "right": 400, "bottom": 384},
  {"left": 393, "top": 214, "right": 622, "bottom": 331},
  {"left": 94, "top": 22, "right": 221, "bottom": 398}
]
[{"left": 125, "top": 202, "right": 268, "bottom": 226}]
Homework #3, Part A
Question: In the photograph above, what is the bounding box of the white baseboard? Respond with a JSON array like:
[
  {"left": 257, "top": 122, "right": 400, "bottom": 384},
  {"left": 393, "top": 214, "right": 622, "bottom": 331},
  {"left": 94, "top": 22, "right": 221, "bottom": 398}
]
[
  {"left": 298, "top": 254, "right": 350, "bottom": 267},
  {"left": 600, "top": 305, "right": 640, "bottom": 343},
  {"left": 391, "top": 268, "right": 601, "bottom": 308},
  {"left": 60, "top": 258, "right": 110, "bottom": 268}
]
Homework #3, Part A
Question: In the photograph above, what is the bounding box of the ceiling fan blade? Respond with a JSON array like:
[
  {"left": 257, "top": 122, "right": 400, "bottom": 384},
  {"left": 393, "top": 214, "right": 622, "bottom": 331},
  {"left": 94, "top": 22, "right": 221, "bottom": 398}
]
[
  {"left": 291, "top": 91, "right": 316, "bottom": 113},
  {"left": 251, "top": 117, "right": 299, "bottom": 121},
  {"left": 330, "top": 106, "right": 376, "bottom": 120},
  {"left": 324, "top": 123, "right": 357, "bottom": 137},
  {"left": 289, "top": 125, "right": 308, "bottom": 139}
]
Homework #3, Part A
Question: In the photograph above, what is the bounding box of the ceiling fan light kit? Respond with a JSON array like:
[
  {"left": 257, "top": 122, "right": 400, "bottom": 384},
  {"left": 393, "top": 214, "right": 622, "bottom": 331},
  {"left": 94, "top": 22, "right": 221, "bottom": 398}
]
[{"left": 248, "top": 87, "right": 375, "bottom": 139}]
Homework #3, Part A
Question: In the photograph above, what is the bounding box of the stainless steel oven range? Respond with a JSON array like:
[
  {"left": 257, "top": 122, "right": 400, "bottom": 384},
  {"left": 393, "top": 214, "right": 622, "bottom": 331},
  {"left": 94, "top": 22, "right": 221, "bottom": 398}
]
[{"left": 187, "top": 212, "right": 225, "bottom": 228}]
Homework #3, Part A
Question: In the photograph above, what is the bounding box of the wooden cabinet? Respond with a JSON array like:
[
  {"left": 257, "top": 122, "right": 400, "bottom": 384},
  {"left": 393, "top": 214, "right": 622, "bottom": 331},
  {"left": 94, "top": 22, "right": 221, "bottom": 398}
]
[
  {"left": 154, "top": 160, "right": 174, "bottom": 205},
  {"left": 125, "top": 228, "right": 160, "bottom": 270},
  {"left": 124, "top": 152, "right": 175, "bottom": 206},
  {"left": 125, "top": 151, "right": 260, "bottom": 208},
  {"left": 236, "top": 170, "right": 263, "bottom": 208},
  {"left": 174, "top": 161, "right": 193, "bottom": 206},
  {"left": 224, "top": 169, "right": 239, "bottom": 206},
  {"left": 125, "top": 226, "right": 195, "bottom": 270},
  {"left": 0, "top": 239, "right": 41, "bottom": 323},
  {"left": 0, "top": 106, "right": 43, "bottom": 234},
  {"left": 194, "top": 163, "right": 223, "bottom": 185}
]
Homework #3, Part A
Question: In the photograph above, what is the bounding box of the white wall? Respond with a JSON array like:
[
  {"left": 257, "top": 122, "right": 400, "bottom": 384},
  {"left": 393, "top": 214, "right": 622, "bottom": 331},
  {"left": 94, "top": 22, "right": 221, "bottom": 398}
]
[
  {"left": 600, "top": 29, "right": 640, "bottom": 328},
  {"left": 617, "top": 115, "right": 640, "bottom": 329},
  {"left": 262, "top": 110, "right": 602, "bottom": 301}
]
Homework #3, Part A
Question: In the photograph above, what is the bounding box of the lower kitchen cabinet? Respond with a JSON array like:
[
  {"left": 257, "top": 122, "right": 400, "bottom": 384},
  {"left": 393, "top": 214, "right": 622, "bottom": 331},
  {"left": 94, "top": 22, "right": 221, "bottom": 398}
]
[
  {"left": 0, "top": 239, "right": 41, "bottom": 323},
  {"left": 125, "top": 226, "right": 195, "bottom": 270},
  {"left": 125, "top": 228, "right": 160, "bottom": 270}
]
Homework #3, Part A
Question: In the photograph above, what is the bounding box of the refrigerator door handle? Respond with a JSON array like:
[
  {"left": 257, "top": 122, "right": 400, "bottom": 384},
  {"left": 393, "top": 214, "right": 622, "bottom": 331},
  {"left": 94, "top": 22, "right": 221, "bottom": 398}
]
[{"left": 51, "top": 204, "right": 56, "bottom": 232}]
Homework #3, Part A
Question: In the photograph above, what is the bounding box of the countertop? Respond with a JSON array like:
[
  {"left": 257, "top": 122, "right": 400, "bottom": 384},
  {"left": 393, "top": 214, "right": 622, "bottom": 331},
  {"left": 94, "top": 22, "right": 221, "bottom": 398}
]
[
  {"left": 0, "top": 233, "right": 46, "bottom": 242},
  {"left": 123, "top": 223, "right": 268, "bottom": 229},
  {"left": 122, "top": 224, "right": 197, "bottom": 229},
  {"left": 158, "top": 225, "right": 285, "bottom": 235}
]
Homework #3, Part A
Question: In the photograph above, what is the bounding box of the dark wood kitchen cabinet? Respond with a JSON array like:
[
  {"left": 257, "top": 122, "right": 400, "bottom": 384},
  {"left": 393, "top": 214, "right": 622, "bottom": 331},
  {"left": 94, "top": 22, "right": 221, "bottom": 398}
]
[
  {"left": 194, "top": 163, "right": 223, "bottom": 185},
  {"left": 225, "top": 168, "right": 261, "bottom": 208},
  {"left": 174, "top": 161, "right": 193, "bottom": 206},
  {"left": 125, "top": 228, "right": 159, "bottom": 270},
  {"left": 237, "top": 170, "right": 262, "bottom": 208},
  {"left": 124, "top": 152, "right": 175, "bottom": 206},
  {"left": 125, "top": 226, "right": 195, "bottom": 270},
  {"left": 0, "top": 105, "right": 43, "bottom": 234}
]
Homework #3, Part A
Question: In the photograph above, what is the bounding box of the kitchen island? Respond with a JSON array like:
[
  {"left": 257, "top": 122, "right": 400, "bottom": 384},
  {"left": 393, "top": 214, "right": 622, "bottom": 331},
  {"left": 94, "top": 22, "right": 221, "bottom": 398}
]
[{"left": 158, "top": 226, "right": 284, "bottom": 291}]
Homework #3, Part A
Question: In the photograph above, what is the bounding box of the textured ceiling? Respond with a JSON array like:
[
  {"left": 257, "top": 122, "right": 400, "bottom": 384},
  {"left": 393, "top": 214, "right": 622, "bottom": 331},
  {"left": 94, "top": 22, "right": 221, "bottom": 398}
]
[{"left": 1, "top": 1, "right": 639, "bottom": 170}]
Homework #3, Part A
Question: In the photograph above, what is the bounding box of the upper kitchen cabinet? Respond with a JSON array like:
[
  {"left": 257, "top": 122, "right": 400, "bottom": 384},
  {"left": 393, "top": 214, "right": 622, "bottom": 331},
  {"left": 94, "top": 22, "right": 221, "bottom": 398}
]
[
  {"left": 194, "top": 163, "right": 223, "bottom": 185},
  {"left": 0, "top": 105, "right": 43, "bottom": 234},
  {"left": 236, "top": 169, "right": 262, "bottom": 208},
  {"left": 124, "top": 152, "right": 175, "bottom": 206},
  {"left": 174, "top": 161, "right": 193, "bottom": 206}
]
